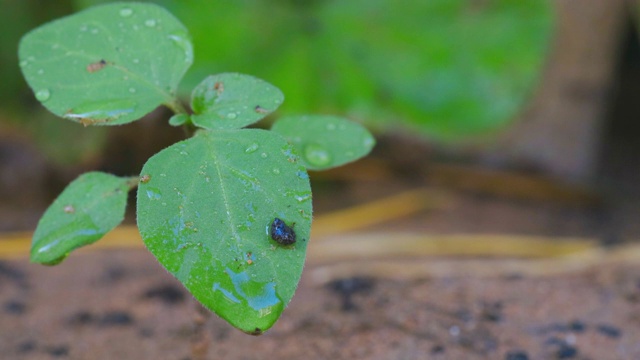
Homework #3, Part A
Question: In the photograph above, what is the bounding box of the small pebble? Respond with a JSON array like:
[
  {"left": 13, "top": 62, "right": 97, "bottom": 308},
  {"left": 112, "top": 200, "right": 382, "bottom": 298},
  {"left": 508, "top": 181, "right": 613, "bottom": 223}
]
[
  {"left": 430, "top": 344, "right": 445, "bottom": 354},
  {"left": 505, "top": 350, "right": 529, "bottom": 360},
  {"left": 596, "top": 324, "right": 622, "bottom": 338},
  {"left": 45, "top": 345, "right": 69, "bottom": 357},
  {"left": 142, "top": 284, "right": 185, "bottom": 304},
  {"left": 67, "top": 311, "right": 95, "bottom": 325},
  {"left": 99, "top": 311, "right": 133, "bottom": 326},
  {"left": 568, "top": 320, "right": 586, "bottom": 333},
  {"left": 4, "top": 300, "right": 26, "bottom": 315},
  {"left": 16, "top": 340, "right": 36, "bottom": 353}
]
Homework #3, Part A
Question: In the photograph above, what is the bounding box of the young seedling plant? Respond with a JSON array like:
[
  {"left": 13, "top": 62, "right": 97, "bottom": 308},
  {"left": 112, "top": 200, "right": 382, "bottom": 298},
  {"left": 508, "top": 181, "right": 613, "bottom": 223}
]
[{"left": 19, "top": 2, "right": 374, "bottom": 335}]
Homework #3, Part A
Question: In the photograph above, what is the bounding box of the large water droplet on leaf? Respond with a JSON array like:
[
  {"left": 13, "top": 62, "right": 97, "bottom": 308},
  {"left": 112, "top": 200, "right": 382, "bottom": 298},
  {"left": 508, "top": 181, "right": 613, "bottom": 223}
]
[
  {"left": 304, "top": 143, "right": 332, "bottom": 167},
  {"left": 35, "top": 89, "right": 51, "bottom": 102},
  {"left": 119, "top": 7, "right": 133, "bottom": 17}
]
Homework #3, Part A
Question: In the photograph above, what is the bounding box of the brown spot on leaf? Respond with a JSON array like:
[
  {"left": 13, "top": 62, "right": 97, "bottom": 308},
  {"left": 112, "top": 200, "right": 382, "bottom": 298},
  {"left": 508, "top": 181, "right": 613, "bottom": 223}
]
[
  {"left": 214, "top": 81, "right": 224, "bottom": 95},
  {"left": 86, "top": 59, "right": 108, "bottom": 73},
  {"left": 140, "top": 174, "right": 151, "bottom": 184}
]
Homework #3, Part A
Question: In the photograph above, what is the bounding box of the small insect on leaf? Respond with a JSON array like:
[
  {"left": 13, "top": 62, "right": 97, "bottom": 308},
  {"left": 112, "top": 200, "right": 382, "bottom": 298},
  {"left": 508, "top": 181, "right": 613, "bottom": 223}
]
[
  {"left": 270, "top": 218, "right": 296, "bottom": 246},
  {"left": 254, "top": 105, "right": 269, "bottom": 114},
  {"left": 86, "top": 59, "right": 108, "bottom": 73}
]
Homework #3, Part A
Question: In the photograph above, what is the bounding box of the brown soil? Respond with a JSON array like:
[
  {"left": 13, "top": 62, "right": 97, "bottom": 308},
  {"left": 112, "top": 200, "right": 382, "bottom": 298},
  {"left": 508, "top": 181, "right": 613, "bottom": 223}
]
[{"left": 1, "top": 247, "right": 639, "bottom": 360}]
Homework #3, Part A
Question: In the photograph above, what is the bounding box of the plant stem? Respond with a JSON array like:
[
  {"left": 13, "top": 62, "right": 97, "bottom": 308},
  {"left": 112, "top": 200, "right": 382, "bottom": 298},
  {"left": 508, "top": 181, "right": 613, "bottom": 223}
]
[
  {"left": 165, "top": 97, "right": 188, "bottom": 115},
  {"left": 125, "top": 176, "right": 140, "bottom": 191}
]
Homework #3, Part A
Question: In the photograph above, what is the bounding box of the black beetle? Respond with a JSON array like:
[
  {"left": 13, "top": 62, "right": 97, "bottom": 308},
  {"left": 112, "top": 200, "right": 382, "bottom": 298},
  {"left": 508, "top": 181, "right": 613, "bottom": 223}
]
[{"left": 270, "top": 218, "right": 296, "bottom": 246}]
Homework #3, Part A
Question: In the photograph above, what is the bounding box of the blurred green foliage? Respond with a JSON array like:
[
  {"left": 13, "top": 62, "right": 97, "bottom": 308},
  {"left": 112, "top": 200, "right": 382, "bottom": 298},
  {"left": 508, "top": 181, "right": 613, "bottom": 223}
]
[
  {"left": 5, "top": 0, "right": 553, "bottom": 161},
  {"left": 76, "top": 0, "right": 554, "bottom": 140}
]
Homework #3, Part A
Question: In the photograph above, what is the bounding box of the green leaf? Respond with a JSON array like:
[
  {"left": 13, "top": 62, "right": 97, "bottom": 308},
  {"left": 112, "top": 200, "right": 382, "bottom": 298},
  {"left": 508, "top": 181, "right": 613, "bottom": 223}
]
[
  {"left": 168, "top": 113, "right": 190, "bottom": 127},
  {"left": 31, "top": 172, "right": 131, "bottom": 265},
  {"left": 137, "top": 129, "right": 312, "bottom": 334},
  {"left": 272, "top": 115, "right": 375, "bottom": 170},
  {"left": 18, "top": 2, "right": 192, "bottom": 126},
  {"left": 190, "top": 73, "right": 284, "bottom": 130}
]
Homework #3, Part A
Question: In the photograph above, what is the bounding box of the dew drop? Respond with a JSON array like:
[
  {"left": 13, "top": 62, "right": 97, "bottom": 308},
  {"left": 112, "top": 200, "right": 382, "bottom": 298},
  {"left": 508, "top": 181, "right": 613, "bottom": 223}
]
[
  {"left": 363, "top": 137, "right": 375, "bottom": 148},
  {"left": 19, "top": 60, "right": 28, "bottom": 67},
  {"left": 132, "top": 58, "right": 140, "bottom": 64},
  {"left": 144, "top": 19, "right": 157, "bottom": 27},
  {"left": 295, "top": 193, "right": 311, "bottom": 202},
  {"left": 37, "top": 69, "right": 44, "bottom": 75},
  {"left": 128, "top": 87, "right": 136, "bottom": 93},
  {"left": 119, "top": 8, "right": 133, "bottom": 17},
  {"left": 168, "top": 32, "right": 194, "bottom": 64},
  {"left": 35, "top": 89, "right": 50, "bottom": 102},
  {"left": 304, "top": 143, "right": 332, "bottom": 167},
  {"left": 227, "top": 112, "right": 237, "bottom": 119},
  {"left": 326, "top": 123, "right": 336, "bottom": 131},
  {"left": 245, "top": 143, "right": 259, "bottom": 153},
  {"left": 260, "top": 152, "right": 268, "bottom": 158},
  {"left": 272, "top": 168, "right": 280, "bottom": 174},
  {"left": 146, "top": 188, "right": 162, "bottom": 200}
]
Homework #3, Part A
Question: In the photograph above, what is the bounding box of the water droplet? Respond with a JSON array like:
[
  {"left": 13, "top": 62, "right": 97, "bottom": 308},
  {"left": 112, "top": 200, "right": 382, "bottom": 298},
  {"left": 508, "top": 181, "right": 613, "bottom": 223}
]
[
  {"left": 132, "top": 58, "right": 140, "bottom": 64},
  {"left": 79, "top": 25, "right": 88, "bottom": 32},
  {"left": 326, "top": 123, "right": 336, "bottom": 131},
  {"left": 144, "top": 19, "right": 157, "bottom": 27},
  {"left": 296, "top": 170, "right": 309, "bottom": 180},
  {"left": 295, "top": 193, "right": 311, "bottom": 202},
  {"left": 304, "top": 143, "right": 332, "bottom": 167},
  {"left": 227, "top": 112, "right": 237, "bottom": 119},
  {"left": 168, "top": 32, "right": 194, "bottom": 64},
  {"left": 146, "top": 188, "right": 162, "bottom": 200},
  {"left": 272, "top": 168, "right": 280, "bottom": 174},
  {"left": 119, "top": 8, "right": 133, "bottom": 17},
  {"left": 37, "top": 69, "right": 44, "bottom": 75},
  {"left": 363, "top": 137, "right": 375, "bottom": 148},
  {"left": 35, "top": 89, "right": 50, "bottom": 102},
  {"left": 19, "top": 60, "right": 28, "bottom": 67},
  {"left": 128, "top": 87, "right": 136, "bottom": 93},
  {"left": 64, "top": 99, "right": 137, "bottom": 124},
  {"left": 91, "top": 28, "right": 99, "bottom": 34},
  {"left": 245, "top": 143, "right": 259, "bottom": 153},
  {"left": 260, "top": 153, "right": 268, "bottom": 158},
  {"left": 63, "top": 205, "right": 75, "bottom": 214}
]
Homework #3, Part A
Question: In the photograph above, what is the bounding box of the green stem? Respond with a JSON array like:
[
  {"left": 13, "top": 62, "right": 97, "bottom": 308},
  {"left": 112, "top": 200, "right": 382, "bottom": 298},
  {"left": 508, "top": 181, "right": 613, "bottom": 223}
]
[
  {"left": 165, "top": 97, "right": 188, "bottom": 115},
  {"left": 125, "top": 176, "right": 140, "bottom": 191}
]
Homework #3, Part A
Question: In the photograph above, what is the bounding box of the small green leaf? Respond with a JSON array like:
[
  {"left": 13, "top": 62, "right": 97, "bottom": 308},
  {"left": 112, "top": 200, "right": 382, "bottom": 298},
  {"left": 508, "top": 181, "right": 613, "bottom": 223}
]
[
  {"left": 169, "top": 113, "right": 190, "bottom": 127},
  {"left": 190, "top": 73, "right": 284, "bottom": 130},
  {"left": 31, "top": 172, "right": 131, "bottom": 265},
  {"left": 18, "top": 2, "right": 193, "bottom": 126},
  {"left": 137, "top": 129, "right": 311, "bottom": 334},
  {"left": 272, "top": 115, "right": 375, "bottom": 170}
]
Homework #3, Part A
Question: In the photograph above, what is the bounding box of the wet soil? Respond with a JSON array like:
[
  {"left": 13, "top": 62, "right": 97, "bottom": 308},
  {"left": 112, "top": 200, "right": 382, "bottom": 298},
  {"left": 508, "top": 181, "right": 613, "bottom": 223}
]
[{"left": 1, "top": 248, "right": 639, "bottom": 360}]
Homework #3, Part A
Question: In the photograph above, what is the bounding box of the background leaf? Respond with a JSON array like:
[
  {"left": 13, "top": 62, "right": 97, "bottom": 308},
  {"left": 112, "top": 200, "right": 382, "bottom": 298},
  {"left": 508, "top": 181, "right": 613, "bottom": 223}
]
[
  {"left": 191, "top": 73, "right": 284, "bottom": 130},
  {"left": 18, "top": 2, "right": 192, "bottom": 126},
  {"left": 31, "top": 172, "right": 130, "bottom": 265},
  {"left": 272, "top": 115, "right": 375, "bottom": 170},
  {"left": 137, "top": 129, "right": 312, "bottom": 334}
]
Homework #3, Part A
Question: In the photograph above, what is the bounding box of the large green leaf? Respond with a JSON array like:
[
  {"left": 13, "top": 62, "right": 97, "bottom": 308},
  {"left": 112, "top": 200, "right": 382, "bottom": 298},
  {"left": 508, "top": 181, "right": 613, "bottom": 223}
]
[
  {"left": 191, "top": 73, "right": 284, "bottom": 130},
  {"left": 272, "top": 115, "right": 375, "bottom": 170},
  {"left": 31, "top": 172, "right": 131, "bottom": 265},
  {"left": 137, "top": 129, "right": 312, "bottom": 334},
  {"left": 18, "top": 2, "right": 192, "bottom": 126}
]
